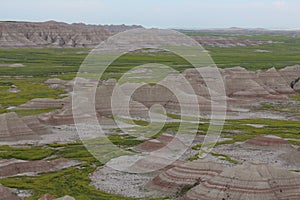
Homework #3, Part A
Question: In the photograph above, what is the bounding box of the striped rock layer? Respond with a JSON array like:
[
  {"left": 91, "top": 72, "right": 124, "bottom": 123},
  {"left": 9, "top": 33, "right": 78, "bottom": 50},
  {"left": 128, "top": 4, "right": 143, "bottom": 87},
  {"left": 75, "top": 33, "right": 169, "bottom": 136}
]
[
  {"left": 0, "top": 158, "right": 78, "bottom": 178},
  {"left": 0, "top": 112, "right": 51, "bottom": 141},
  {"left": 183, "top": 164, "right": 300, "bottom": 200},
  {"left": 244, "top": 135, "right": 293, "bottom": 150},
  {"left": 18, "top": 98, "right": 67, "bottom": 109},
  {"left": 148, "top": 161, "right": 224, "bottom": 194},
  {"left": 36, "top": 65, "right": 300, "bottom": 126}
]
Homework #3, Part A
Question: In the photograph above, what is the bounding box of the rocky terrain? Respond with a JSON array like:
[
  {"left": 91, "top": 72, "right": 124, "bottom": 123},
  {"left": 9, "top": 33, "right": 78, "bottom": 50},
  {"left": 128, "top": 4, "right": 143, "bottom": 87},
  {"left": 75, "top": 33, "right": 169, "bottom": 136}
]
[
  {"left": 0, "top": 24, "right": 299, "bottom": 199},
  {"left": 182, "top": 164, "right": 300, "bottom": 200},
  {"left": 193, "top": 36, "right": 279, "bottom": 47},
  {"left": 0, "top": 21, "right": 281, "bottom": 48},
  {"left": 0, "top": 158, "right": 79, "bottom": 178},
  {"left": 28, "top": 65, "right": 299, "bottom": 127},
  {"left": 0, "top": 21, "right": 142, "bottom": 48},
  {"left": 0, "top": 64, "right": 299, "bottom": 199}
]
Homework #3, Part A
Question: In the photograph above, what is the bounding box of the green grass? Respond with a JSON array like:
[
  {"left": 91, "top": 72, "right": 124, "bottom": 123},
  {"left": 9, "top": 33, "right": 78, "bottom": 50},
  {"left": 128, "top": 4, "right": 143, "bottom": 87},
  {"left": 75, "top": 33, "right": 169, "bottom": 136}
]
[
  {"left": 0, "top": 145, "right": 54, "bottom": 160},
  {"left": 52, "top": 142, "right": 99, "bottom": 163},
  {"left": 206, "top": 35, "right": 300, "bottom": 70},
  {"left": 178, "top": 184, "right": 198, "bottom": 197},
  {"left": 189, "top": 118, "right": 300, "bottom": 160},
  {"left": 0, "top": 166, "right": 135, "bottom": 200},
  {"left": 0, "top": 48, "right": 88, "bottom": 77},
  {"left": 0, "top": 77, "right": 65, "bottom": 114},
  {"left": 0, "top": 35, "right": 300, "bottom": 199},
  {"left": 108, "top": 134, "right": 144, "bottom": 147},
  {"left": 257, "top": 102, "right": 300, "bottom": 114},
  {"left": 0, "top": 37, "right": 299, "bottom": 88},
  {"left": 291, "top": 93, "right": 300, "bottom": 101},
  {"left": 288, "top": 140, "right": 300, "bottom": 146},
  {"left": 0, "top": 142, "right": 165, "bottom": 200},
  {"left": 181, "top": 32, "right": 300, "bottom": 70},
  {"left": 210, "top": 152, "right": 239, "bottom": 165}
]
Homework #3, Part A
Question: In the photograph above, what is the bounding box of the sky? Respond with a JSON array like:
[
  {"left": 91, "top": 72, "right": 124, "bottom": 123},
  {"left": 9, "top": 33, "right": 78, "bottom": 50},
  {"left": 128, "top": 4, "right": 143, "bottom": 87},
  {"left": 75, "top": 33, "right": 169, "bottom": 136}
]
[{"left": 1, "top": 0, "right": 300, "bottom": 29}]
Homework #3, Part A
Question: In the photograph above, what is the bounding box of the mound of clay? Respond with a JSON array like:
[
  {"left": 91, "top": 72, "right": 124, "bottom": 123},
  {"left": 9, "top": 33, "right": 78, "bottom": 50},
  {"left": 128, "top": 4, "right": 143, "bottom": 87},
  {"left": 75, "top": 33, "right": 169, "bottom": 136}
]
[
  {"left": 278, "top": 65, "right": 300, "bottom": 88},
  {"left": 0, "top": 158, "right": 78, "bottom": 178},
  {"left": 192, "top": 36, "right": 276, "bottom": 47},
  {"left": 256, "top": 68, "right": 295, "bottom": 95},
  {"left": 44, "top": 78, "right": 67, "bottom": 85},
  {"left": 131, "top": 156, "right": 185, "bottom": 173},
  {"left": 38, "top": 105, "right": 76, "bottom": 125},
  {"left": 95, "top": 80, "right": 149, "bottom": 117},
  {"left": 106, "top": 154, "right": 185, "bottom": 174},
  {"left": 38, "top": 102, "right": 107, "bottom": 125},
  {"left": 134, "top": 134, "right": 181, "bottom": 152},
  {"left": 222, "top": 67, "right": 273, "bottom": 98},
  {"left": 44, "top": 78, "right": 73, "bottom": 91},
  {"left": 0, "top": 112, "right": 48, "bottom": 141},
  {"left": 148, "top": 161, "right": 224, "bottom": 194},
  {"left": 244, "top": 135, "right": 293, "bottom": 150},
  {"left": 0, "top": 184, "right": 19, "bottom": 200},
  {"left": 22, "top": 116, "right": 52, "bottom": 135},
  {"left": 7, "top": 86, "right": 20, "bottom": 93},
  {"left": 18, "top": 98, "right": 68, "bottom": 109},
  {"left": 183, "top": 164, "right": 300, "bottom": 200}
]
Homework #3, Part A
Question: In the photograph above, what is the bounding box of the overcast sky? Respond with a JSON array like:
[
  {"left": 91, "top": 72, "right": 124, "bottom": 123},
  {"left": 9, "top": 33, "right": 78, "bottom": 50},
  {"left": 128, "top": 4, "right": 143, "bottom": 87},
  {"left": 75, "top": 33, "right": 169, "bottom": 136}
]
[{"left": 1, "top": 0, "right": 299, "bottom": 29}]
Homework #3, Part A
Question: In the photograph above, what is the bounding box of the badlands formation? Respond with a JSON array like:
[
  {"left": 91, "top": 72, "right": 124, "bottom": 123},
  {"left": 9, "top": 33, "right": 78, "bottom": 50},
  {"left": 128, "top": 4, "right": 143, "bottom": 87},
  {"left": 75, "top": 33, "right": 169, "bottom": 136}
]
[
  {"left": 0, "top": 27, "right": 299, "bottom": 198},
  {"left": 0, "top": 21, "right": 280, "bottom": 48},
  {"left": 0, "top": 64, "right": 296, "bottom": 199},
  {"left": 0, "top": 21, "right": 141, "bottom": 48},
  {"left": 33, "top": 65, "right": 300, "bottom": 126},
  {"left": 182, "top": 164, "right": 300, "bottom": 200}
]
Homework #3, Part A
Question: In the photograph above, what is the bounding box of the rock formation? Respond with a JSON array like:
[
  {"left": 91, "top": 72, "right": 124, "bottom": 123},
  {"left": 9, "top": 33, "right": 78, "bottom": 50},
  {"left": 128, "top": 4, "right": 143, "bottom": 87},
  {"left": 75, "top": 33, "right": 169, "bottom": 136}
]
[
  {"left": 22, "top": 115, "right": 52, "bottom": 135},
  {"left": 278, "top": 65, "right": 300, "bottom": 92},
  {"left": 0, "top": 21, "right": 144, "bottom": 48},
  {"left": 134, "top": 134, "right": 178, "bottom": 152},
  {"left": 0, "top": 184, "right": 19, "bottom": 200},
  {"left": 0, "top": 112, "right": 50, "bottom": 140},
  {"left": 44, "top": 78, "right": 73, "bottom": 92},
  {"left": 192, "top": 36, "right": 278, "bottom": 47},
  {"left": 38, "top": 65, "right": 300, "bottom": 125},
  {"left": 0, "top": 158, "right": 79, "bottom": 178},
  {"left": 256, "top": 67, "right": 295, "bottom": 95},
  {"left": 38, "top": 104, "right": 78, "bottom": 125},
  {"left": 7, "top": 85, "right": 20, "bottom": 93},
  {"left": 18, "top": 98, "right": 68, "bottom": 109},
  {"left": 244, "top": 135, "right": 293, "bottom": 150},
  {"left": 221, "top": 67, "right": 277, "bottom": 98},
  {"left": 183, "top": 164, "right": 300, "bottom": 200},
  {"left": 148, "top": 161, "right": 224, "bottom": 194}
]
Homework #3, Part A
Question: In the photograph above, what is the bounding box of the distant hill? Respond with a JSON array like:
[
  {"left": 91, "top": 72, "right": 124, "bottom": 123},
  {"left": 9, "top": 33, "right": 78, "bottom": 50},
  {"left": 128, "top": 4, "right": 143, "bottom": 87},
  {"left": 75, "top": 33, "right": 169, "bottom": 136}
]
[
  {"left": 178, "top": 27, "right": 300, "bottom": 37},
  {"left": 0, "top": 21, "right": 143, "bottom": 48}
]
